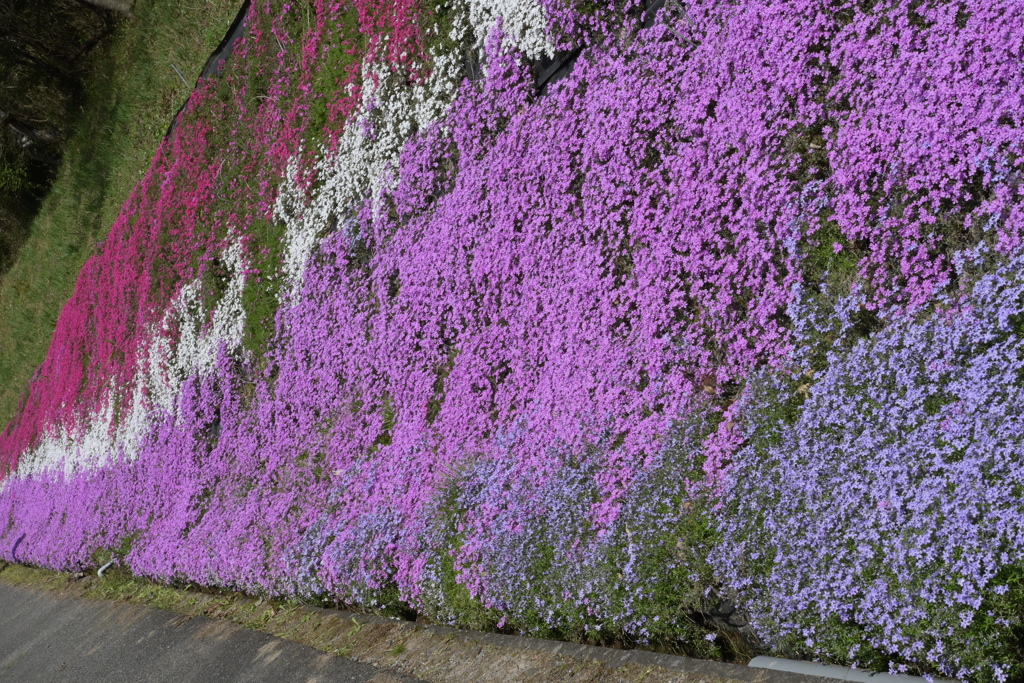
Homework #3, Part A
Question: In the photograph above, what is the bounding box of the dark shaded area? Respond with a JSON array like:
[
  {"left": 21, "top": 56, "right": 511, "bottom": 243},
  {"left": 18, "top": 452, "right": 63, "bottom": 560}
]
[
  {"left": 533, "top": 44, "right": 586, "bottom": 94},
  {"left": 525, "top": 0, "right": 698, "bottom": 96},
  {"left": 464, "top": 49, "right": 485, "bottom": 82},
  {"left": 642, "top": 0, "right": 669, "bottom": 27},
  {"left": 0, "top": 0, "right": 121, "bottom": 274},
  {"left": 643, "top": 0, "right": 700, "bottom": 47},
  {"left": 9, "top": 533, "right": 25, "bottom": 563}
]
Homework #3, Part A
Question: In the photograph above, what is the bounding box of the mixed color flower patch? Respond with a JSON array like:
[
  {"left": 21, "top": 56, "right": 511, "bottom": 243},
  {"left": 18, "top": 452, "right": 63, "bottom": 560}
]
[{"left": 2, "top": 0, "right": 1023, "bottom": 679}]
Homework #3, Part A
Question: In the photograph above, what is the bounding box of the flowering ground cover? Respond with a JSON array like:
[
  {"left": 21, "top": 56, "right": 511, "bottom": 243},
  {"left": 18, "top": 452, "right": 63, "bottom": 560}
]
[
  {"left": 2, "top": 0, "right": 1024, "bottom": 679},
  {"left": 0, "top": 0, "right": 242, "bottom": 432}
]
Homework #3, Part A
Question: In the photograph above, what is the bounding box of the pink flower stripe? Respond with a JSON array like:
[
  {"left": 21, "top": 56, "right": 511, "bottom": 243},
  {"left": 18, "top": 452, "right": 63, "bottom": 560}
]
[{"left": 1, "top": 1, "right": 1022, "bottom": 678}]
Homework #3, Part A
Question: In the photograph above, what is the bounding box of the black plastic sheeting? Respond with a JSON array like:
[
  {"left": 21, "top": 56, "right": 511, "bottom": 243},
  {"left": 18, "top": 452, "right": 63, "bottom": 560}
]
[
  {"left": 163, "top": 1, "right": 692, "bottom": 142},
  {"left": 529, "top": 0, "right": 696, "bottom": 95},
  {"left": 643, "top": 0, "right": 699, "bottom": 47},
  {"left": 533, "top": 44, "right": 585, "bottom": 94},
  {"left": 643, "top": 0, "right": 669, "bottom": 27},
  {"left": 202, "top": 0, "right": 253, "bottom": 79},
  {"left": 464, "top": 47, "right": 485, "bottom": 82},
  {"left": 164, "top": 0, "right": 251, "bottom": 140}
]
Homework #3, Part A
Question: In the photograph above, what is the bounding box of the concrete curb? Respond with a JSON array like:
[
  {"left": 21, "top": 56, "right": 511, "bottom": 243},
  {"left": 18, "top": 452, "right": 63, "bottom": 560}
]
[
  {"left": 302, "top": 605, "right": 828, "bottom": 683},
  {"left": 0, "top": 564, "right": 864, "bottom": 683},
  {"left": 749, "top": 657, "right": 949, "bottom": 683}
]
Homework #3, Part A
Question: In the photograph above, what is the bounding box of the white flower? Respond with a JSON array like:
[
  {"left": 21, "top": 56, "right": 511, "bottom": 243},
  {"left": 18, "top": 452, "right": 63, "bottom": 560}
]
[{"left": 14, "top": 237, "right": 248, "bottom": 478}]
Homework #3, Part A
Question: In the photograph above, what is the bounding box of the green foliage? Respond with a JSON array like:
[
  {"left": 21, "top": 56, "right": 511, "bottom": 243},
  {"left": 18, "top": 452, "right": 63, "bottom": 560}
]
[
  {"left": 0, "top": 0, "right": 241, "bottom": 429},
  {"left": 418, "top": 413, "right": 731, "bottom": 660},
  {"left": 239, "top": 230, "right": 286, "bottom": 361},
  {"left": 978, "top": 565, "right": 1024, "bottom": 681},
  {"left": 421, "top": 0, "right": 464, "bottom": 62},
  {"left": 417, "top": 473, "right": 501, "bottom": 631},
  {"left": 0, "top": 153, "right": 34, "bottom": 274},
  {"left": 435, "top": 541, "right": 497, "bottom": 631},
  {"left": 0, "top": 157, "right": 28, "bottom": 195},
  {"left": 800, "top": 216, "right": 861, "bottom": 295},
  {"left": 306, "top": 6, "right": 364, "bottom": 149}
]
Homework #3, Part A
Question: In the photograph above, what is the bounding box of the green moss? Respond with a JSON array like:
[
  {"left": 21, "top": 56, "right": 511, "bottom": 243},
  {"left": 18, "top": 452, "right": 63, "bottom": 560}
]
[
  {"left": 436, "top": 538, "right": 498, "bottom": 632},
  {"left": 306, "top": 7, "right": 364, "bottom": 149},
  {"left": 800, "top": 216, "right": 862, "bottom": 295},
  {"left": 240, "top": 219, "right": 288, "bottom": 358}
]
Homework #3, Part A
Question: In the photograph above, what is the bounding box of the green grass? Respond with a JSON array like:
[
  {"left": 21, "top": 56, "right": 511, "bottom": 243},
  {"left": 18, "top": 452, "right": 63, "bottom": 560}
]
[
  {"left": 0, "top": 0, "right": 242, "bottom": 430},
  {"left": 305, "top": 6, "right": 364, "bottom": 149},
  {"left": 240, "top": 219, "right": 288, "bottom": 358}
]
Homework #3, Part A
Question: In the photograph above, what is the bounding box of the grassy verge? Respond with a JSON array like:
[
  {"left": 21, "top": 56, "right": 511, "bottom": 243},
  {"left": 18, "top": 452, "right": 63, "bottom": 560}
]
[
  {"left": 0, "top": 0, "right": 241, "bottom": 430},
  {"left": 0, "top": 561, "right": 731, "bottom": 683}
]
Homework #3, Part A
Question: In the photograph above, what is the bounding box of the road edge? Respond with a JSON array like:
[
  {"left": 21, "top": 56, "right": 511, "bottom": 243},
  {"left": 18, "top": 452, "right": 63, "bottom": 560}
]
[{"left": 0, "top": 562, "right": 823, "bottom": 683}]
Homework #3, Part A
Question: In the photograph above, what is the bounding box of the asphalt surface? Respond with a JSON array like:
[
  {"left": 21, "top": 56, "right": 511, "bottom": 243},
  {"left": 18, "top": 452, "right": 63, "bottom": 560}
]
[{"left": 0, "top": 582, "right": 420, "bottom": 682}]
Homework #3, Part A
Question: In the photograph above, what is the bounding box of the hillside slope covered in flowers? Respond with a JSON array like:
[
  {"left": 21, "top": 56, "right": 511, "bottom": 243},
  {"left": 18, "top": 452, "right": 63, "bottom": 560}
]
[{"left": 2, "top": 0, "right": 1023, "bottom": 679}]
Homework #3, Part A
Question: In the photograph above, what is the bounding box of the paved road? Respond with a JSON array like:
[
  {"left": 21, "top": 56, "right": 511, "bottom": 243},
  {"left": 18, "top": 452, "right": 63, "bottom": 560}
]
[{"left": 0, "top": 582, "right": 420, "bottom": 682}]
